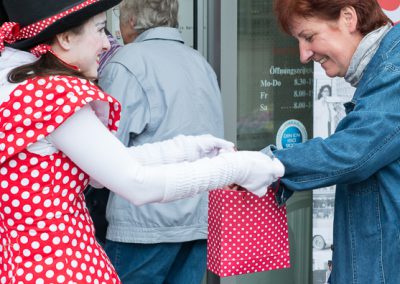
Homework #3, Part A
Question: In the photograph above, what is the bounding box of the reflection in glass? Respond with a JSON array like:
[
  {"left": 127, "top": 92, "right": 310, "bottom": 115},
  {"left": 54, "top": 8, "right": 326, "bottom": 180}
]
[
  {"left": 237, "top": 0, "right": 313, "bottom": 151},
  {"left": 234, "top": 1, "right": 313, "bottom": 284}
]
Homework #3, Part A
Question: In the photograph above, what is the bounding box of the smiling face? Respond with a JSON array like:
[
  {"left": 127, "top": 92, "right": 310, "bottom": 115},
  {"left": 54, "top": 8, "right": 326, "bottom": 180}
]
[
  {"left": 290, "top": 7, "right": 363, "bottom": 78},
  {"left": 52, "top": 12, "right": 110, "bottom": 79},
  {"left": 70, "top": 13, "right": 110, "bottom": 78}
]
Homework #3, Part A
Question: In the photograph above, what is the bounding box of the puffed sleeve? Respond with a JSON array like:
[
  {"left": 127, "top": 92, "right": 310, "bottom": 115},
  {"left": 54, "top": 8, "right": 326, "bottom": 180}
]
[{"left": 0, "top": 75, "right": 120, "bottom": 163}]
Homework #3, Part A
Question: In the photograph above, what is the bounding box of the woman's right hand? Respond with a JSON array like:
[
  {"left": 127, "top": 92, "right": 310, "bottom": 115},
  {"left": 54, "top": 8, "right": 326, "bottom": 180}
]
[{"left": 220, "top": 151, "right": 285, "bottom": 197}]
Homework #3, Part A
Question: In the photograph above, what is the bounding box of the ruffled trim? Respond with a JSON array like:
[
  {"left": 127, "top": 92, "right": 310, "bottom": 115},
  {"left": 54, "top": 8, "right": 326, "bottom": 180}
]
[{"left": 0, "top": 75, "right": 120, "bottom": 163}]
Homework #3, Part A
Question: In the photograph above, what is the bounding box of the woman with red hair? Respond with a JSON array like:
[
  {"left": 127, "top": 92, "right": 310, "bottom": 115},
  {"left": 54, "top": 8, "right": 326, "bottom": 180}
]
[{"left": 266, "top": 0, "right": 398, "bottom": 283}]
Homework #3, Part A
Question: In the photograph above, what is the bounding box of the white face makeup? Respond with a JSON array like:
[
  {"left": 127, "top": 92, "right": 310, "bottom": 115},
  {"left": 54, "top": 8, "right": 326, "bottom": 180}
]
[{"left": 55, "top": 12, "right": 110, "bottom": 79}]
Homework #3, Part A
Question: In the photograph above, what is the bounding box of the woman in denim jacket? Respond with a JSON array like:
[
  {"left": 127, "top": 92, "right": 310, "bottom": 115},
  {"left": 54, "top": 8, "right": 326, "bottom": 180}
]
[{"left": 268, "top": 0, "right": 399, "bottom": 283}]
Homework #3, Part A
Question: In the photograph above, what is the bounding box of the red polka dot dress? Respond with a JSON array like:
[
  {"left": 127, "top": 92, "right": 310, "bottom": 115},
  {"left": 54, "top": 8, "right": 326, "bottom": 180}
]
[{"left": 0, "top": 76, "right": 122, "bottom": 284}]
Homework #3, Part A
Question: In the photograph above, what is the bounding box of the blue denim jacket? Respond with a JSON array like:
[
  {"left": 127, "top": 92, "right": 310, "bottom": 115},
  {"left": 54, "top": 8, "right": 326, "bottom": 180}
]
[{"left": 269, "top": 24, "right": 400, "bottom": 283}]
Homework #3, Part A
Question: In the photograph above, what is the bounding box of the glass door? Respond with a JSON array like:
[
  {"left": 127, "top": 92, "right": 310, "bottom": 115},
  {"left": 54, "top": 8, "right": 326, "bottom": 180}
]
[{"left": 208, "top": 0, "right": 313, "bottom": 283}]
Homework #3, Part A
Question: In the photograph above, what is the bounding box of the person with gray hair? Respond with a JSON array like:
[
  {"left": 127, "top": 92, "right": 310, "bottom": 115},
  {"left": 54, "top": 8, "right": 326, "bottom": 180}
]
[
  {"left": 119, "top": 0, "right": 179, "bottom": 37},
  {"left": 98, "top": 0, "right": 244, "bottom": 283}
]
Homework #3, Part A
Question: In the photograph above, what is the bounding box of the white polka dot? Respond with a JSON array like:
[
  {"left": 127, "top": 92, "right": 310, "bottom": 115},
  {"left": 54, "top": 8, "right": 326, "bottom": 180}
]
[
  {"left": 24, "top": 96, "right": 33, "bottom": 103},
  {"left": 10, "top": 173, "right": 18, "bottom": 181},
  {"left": 0, "top": 167, "right": 7, "bottom": 175},
  {"left": 35, "top": 265, "right": 43, "bottom": 273},
  {"left": 19, "top": 166, "right": 28, "bottom": 173},
  {"left": 26, "top": 83, "right": 34, "bottom": 91},
  {"left": 23, "top": 118, "right": 32, "bottom": 126},
  {"left": 33, "top": 111, "right": 42, "bottom": 119},
  {"left": 46, "top": 125, "right": 55, "bottom": 133},
  {"left": 25, "top": 107, "right": 33, "bottom": 115},
  {"left": 32, "top": 196, "right": 41, "bottom": 204},
  {"left": 56, "top": 262, "right": 64, "bottom": 270},
  {"left": 15, "top": 115, "right": 23, "bottom": 124},
  {"left": 35, "top": 122, "right": 44, "bottom": 129},
  {"left": 21, "top": 191, "right": 30, "bottom": 199},
  {"left": 45, "top": 257, "right": 54, "bottom": 265},
  {"left": 43, "top": 199, "right": 52, "bottom": 207},
  {"left": 13, "top": 102, "right": 21, "bottom": 110},
  {"left": 3, "top": 109, "right": 11, "bottom": 117},
  {"left": 62, "top": 105, "right": 71, "bottom": 113},
  {"left": 23, "top": 205, "right": 32, "bottom": 213},
  {"left": 46, "top": 93, "right": 55, "bottom": 100},
  {"left": 37, "top": 221, "right": 46, "bottom": 229},
  {"left": 16, "top": 268, "right": 24, "bottom": 276},
  {"left": 34, "top": 209, "right": 43, "bottom": 217},
  {"left": 56, "top": 85, "right": 65, "bottom": 93},
  {"left": 45, "top": 105, "right": 54, "bottom": 112},
  {"left": 42, "top": 174, "right": 50, "bottom": 182},
  {"left": 1, "top": 194, "right": 9, "bottom": 202},
  {"left": 45, "top": 270, "right": 54, "bottom": 278},
  {"left": 21, "top": 178, "right": 29, "bottom": 186}
]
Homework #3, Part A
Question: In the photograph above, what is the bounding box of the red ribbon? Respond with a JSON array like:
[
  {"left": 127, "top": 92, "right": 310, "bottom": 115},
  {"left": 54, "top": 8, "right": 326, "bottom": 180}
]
[
  {"left": 30, "top": 44, "right": 53, "bottom": 58},
  {"left": 30, "top": 43, "right": 80, "bottom": 71},
  {"left": 0, "top": 22, "right": 20, "bottom": 52},
  {"left": 0, "top": 22, "right": 80, "bottom": 72}
]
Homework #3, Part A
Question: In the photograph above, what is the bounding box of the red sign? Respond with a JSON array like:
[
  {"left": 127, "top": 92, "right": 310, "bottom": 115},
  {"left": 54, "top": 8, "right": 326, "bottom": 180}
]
[
  {"left": 378, "top": 0, "right": 399, "bottom": 11},
  {"left": 379, "top": 0, "right": 400, "bottom": 22}
]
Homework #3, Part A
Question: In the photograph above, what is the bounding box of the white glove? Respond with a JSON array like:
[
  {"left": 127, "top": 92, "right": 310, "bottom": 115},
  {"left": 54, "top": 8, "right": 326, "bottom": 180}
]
[
  {"left": 181, "top": 134, "right": 235, "bottom": 159},
  {"left": 47, "top": 104, "right": 280, "bottom": 206},
  {"left": 127, "top": 134, "right": 234, "bottom": 165},
  {"left": 221, "top": 151, "right": 285, "bottom": 197},
  {"left": 162, "top": 150, "right": 285, "bottom": 202}
]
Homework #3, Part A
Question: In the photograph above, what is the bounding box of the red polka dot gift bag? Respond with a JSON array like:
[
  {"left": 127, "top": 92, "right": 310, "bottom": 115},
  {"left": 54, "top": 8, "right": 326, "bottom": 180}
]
[{"left": 207, "top": 187, "right": 290, "bottom": 277}]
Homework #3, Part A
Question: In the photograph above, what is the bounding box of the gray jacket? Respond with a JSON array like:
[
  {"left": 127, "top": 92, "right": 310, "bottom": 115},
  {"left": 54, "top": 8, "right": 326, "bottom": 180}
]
[{"left": 99, "top": 27, "right": 224, "bottom": 243}]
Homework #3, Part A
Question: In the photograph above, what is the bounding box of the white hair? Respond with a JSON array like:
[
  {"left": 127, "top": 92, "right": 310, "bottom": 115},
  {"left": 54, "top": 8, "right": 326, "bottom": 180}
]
[{"left": 120, "top": 0, "right": 179, "bottom": 33}]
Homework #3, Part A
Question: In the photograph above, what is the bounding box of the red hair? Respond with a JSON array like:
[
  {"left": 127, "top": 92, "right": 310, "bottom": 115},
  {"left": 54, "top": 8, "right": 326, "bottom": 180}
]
[{"left": 274, "top": 0, "right": 392, "bottom": 36}]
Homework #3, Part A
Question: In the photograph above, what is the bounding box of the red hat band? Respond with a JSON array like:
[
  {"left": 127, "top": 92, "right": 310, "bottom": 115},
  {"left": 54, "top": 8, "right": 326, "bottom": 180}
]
[
  {"left": 19, "top": 0, "right": 99, "bottom": 41},
  {"left": 2, "top": 0, "right": 121, "bottom": 50}
]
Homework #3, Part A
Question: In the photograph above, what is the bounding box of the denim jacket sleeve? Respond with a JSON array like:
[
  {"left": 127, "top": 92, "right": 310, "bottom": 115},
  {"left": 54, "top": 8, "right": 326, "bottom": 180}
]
[{"left": 271, "top": 59, "right": 400, "bottom": 195}]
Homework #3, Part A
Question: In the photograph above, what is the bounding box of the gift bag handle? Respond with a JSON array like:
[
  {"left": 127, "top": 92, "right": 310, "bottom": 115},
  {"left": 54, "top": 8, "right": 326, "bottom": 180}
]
[{"left": 236, "top": 178, "right": 281, "bottom": 200}]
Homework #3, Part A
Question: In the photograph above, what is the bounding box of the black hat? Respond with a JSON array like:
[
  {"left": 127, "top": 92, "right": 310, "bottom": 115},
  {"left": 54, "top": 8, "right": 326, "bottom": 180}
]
[
  {"left": 0, "top": 2, "right": 8, "bottom": 25},
  {"left": 2, "top": 0, "right": 121, "bottom": 50}
]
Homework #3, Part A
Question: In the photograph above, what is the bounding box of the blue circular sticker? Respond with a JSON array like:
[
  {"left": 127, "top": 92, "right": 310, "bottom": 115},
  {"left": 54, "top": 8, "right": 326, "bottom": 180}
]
[{"left": 276, "top": 119, "right": 308, "bottom": 149}]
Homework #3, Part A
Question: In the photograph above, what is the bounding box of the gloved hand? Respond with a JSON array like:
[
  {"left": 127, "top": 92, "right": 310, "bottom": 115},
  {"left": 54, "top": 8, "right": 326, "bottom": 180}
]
[
  {"left": 180, "top": 134, "right": 235, "bottom": 160},
  {"left": 220, "top": 151, "right": 285, "bottom": 197},
  {"left": 127, "top": 134, "right": 234, "bottom": 165}
]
